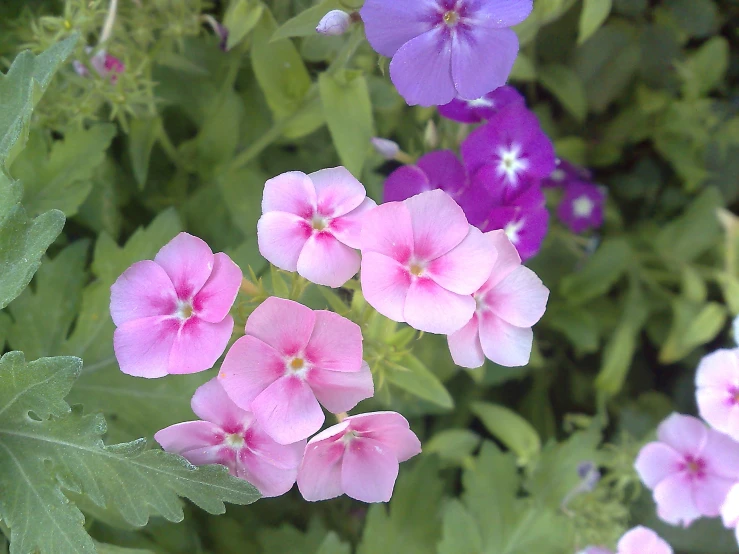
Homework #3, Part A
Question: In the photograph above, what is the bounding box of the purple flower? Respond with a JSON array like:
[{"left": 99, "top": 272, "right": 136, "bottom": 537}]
[
  {"left": 438, "top": 85, "right": 525, "bottom": 123},
  {"left": 557, "top": 181, "right": 606, "bottom": 234},
  {"left": 461, "top": 104, "right": 556, "bottom": 200},
  {"left": 361, "top": 0, "right": 533, "bottom": 107},
  {"left": 542, "top": 158, "right": 593, "bottom": 189}
]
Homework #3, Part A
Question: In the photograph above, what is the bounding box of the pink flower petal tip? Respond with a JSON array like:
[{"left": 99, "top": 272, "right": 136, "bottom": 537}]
[
  {"left": 695, "top": 348, "right": 739, "bottom": 441},
  {"left": 616, "top": 526, "right": 673, "bottom": 554}
]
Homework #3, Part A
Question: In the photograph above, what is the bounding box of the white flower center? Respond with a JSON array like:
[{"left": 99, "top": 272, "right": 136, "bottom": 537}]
[
  {"left": 496, "top": 144, "right": 529, "bottom": 185},
  {"left": 342, "top": 430, "right": 359, "bottom": 445},
  {"left": 287, "top": 356, "right": 309, "bottom": 378},
  {"left": 467, "top": 96, "right": 494, "bottom": 108},
  {"left": 311, "top": 214, "right": 328, "bottom": 231},
  {"left": 224, "top": 433, "right": 244, "bottom": 448},
  {"left": 550, "top": 168, "right": 566, "bottom": 182},
  {"left": 572, "top": 196, "right": 594, "bottom": 218},
  {"left": 175, "top": 300, "right": 194, "bottom": 320},
  {"left": 504, "top": 218, "right": 525, "bottom": 244}
]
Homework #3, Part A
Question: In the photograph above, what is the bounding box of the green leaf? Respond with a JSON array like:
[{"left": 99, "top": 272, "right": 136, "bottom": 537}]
[
  {"left": 676, "top": 37, "right": 729, "bottom": 100},
  {"left": 560, "top": 238, "right": 631, "bottom": 304},
  {"left": 538, "top": 65, "right": 587, "bottom": 122},
  {"left": 471, "top": 402, "right": 541, "bottom": 466},
  {"left": 319, "top": 69, "right": 374, "bottom": 176},
  {"left": 509, "top": 53, "right": 537, "bottom": 82},
  {"left": 0, "top": 352, "right": 259, "bottom": 554},
  {"left": 578, "top": 0, "right": 613, "bottom": 44},
  {"left": 271, "top": 0, "right": 343, "bottom": 41},
  {"left": 437, "top": 500, "right": 484, "bottom": 554},
  {"left": 94, "top": 544, "right": 155, "bottom": 554},
  {"left": 659, "top": 300, "right": 727, "bottom": 364},
  {"left": 387, "top": 354, "right": 454, "bottom": 409},
  {"left": 224, "top": 0, "right": 264, "bottom": 51},
  {"left": 425, "top": 429, "right": 481, "bottom": 466},
  {"left": 128, "top": 117, "right": 161, "bottom": 189},
  {"left": 665, "top": 0, "right": 719, "bottom": 38}
]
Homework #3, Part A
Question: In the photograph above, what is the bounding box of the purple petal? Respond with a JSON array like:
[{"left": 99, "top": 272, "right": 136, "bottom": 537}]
[
  {"left": 416, "top": 150, "right": 468, "bottom": 196},
  {"left": 361, "top": 0, "right": 437, "bottom": 57},
  {"left": 467, "top": 0, "right": 533, "bottom": 29},
  {"left": 384, "top": 165, "right": 433, "bottom": 204},
  {"left": 452, "top": 28, "right": 519, "bottom": 101}
]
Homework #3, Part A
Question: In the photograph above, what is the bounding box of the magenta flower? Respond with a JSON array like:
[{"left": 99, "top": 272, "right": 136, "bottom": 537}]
[
  {"left": 110, "top": 232, "right": 242, "bottom": 378},
  {"left": 257, "top": 167, "right": 377, "bottom": 288},
  {"left": 297, "top": 411, "right": 421, "bottom": 503},
  {"left": 383, "top": 150, "right": 468, "bottom": 203},
  {"left": 634, "top": 413, "right": 739, "bottom": 526},
  {"left": 542, "top": 158, "right": 593, "bottom": 189},
  {"left": 360, "top": 190, "right": 495, "bottom": 334},
  {"left": 447, "top": 230, "right": 548, "bottom": 368},
  {"left": 557, "top": 181, "right": 606, "bottom": 234},
  {"left": 721, "top": 483, "right": 739, "bottom": 546},
  {"left": 154, "top": 378, "right": 305, "bottom": 497},
  {"left": 461, "top": 105, "right": 556, "bottom": 199},
  {"left": 695, "top": 348, "right": 739, "bottom": 441},
  {"left": 73, "top": 48, "right": 125, "bottom": 83},
  {"left": 361, "top": 0, "right": 533, "bottom": 106},
  {"left": 438, "top": 85, "right": 525, "bottom": 123},
  {"left": 218, "top": 297, "right": 374, "bottom": 444}
]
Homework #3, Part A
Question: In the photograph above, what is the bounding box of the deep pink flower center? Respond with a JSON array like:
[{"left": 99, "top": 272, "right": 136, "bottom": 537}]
[
  {"left": 680, "top": 455, "right": 707, "bottom": 479},
  {"left": 729, "top": 386, "right": 739, "bottom": 405}
]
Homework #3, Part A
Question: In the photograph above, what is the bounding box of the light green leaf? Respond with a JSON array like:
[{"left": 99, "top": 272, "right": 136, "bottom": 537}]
[
  {"left": 425, "top": 429, "right": 481, "bottom": 466},
  {"left": 578, "top": 0, "right": 613, "bottom": 44},
  {"left": 538, "top": 64, "right": 587, "bottom": 122},
  {"left": 224, "top": 0, "right": 264, "bottom": 51},
  {"left": 509, "top": 53, "right": 537, "bottom": 81},
  {"left": 319, "top": 69, "right": 374, "bottom": 176},
  {"left": 316, "top": 533, "right": 351, "bottom": 554},
  {"left": 128, "top": 117, "right": 161, "bottom": 189},
  {"left": 271, "top": 0, "right": 343, "bottom": 41},
  {"left": 471, "top": 402, "right": 541, "bottom": 466},
  {"left": 560, "top": 238, "right": 631, "bottom": 304},
  {"left": 387, "top": 354, "right": 454, "bottom": 409},
  {"left": 676, "top": 36, "right": 729, "bottom": 100},
  {"left": 659, "top": 300, "right": 727, "bottom": 364},
  {"left": 437, "top": 500, "right": 484, "bottom": 554},
  {"left": 94, "top": 544, "right": 155, "bottom": 554}
]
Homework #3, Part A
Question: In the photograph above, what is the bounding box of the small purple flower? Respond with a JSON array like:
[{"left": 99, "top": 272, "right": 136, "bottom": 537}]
[
  {"left": 316, "top": 10, "right": 352, "bottom": 36},
  {"left": 438, "top": 85, "right": 525, "bottom": 123},
  {"left": 557, "top": 181, "right": 606, "bottom": 234},
  {"left": 542, "top": 158, "right": 593, "bottom": 189},
  {"left": 461, "top": 104, "right": 556, "bottom": 200},
  {"left": 361, "top": 0, "right": 533, "bottom": 106}
]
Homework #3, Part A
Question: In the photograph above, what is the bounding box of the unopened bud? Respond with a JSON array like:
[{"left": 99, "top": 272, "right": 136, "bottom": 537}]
[
  {"left": 371, "top": 137, "right": 400, "bottom": 160},
  {"left": 423, "top": 119, "right": 439, "bottom": 149},
  {"left": 316, "top": 10, "right": 352, "bottom": 36}
]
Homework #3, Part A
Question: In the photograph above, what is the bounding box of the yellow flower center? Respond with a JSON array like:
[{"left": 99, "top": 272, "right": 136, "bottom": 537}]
[
  {"left": 443, "top": 10, "right": 459, "bottom": 26},
  {"left": 409, "top": 263, "right": 424, "bottom": 277},
  {"left": 290, "top": 357, "right": 305, "bottom": 371}
]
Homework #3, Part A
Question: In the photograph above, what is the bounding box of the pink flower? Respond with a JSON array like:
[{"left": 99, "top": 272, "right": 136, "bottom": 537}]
[
  {"left": 360, "top": 189, "right": 495, "bottom": 334},
  {"left": 447, "top": 230, "right": 548, "bottom": 368},
  {"left": 297, "top": 411, "right": 421, "bottom": 503},
  {"left": 110, "top": 232, "right": 242, "bottom": 378},
  {"left": 634, "top": 413, "right": 739, "bottom": 527},
  {"left": 73, "top": 47, "right": 125, "bottom": 83},
  {"left": 695, "top": 348, "right": 739, "bottom": 441},
  {"left": 218, "top": 297, "right": 374, "bottom": 444},
  {"left": 257, "top": 167, "right": 376, "bottom": 288},
  {"left": 579, "top": 527, "right": 672, "bottom": 554},
  {"left": 721, "top": 483, "right": 739, "bottom": 546},
  {"left": 154, "top": 378, "right": 305, "bottom": 497}
]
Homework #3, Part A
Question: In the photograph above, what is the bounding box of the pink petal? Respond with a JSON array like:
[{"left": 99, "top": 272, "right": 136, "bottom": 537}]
[
  {"left": 262, "top": 171, "right": 316, "bottom": 218},
  {"left": 347, "top": 411, "right": 422, "bottom": 462},
  {"left": 307, "top": 361, "right": 375, "bottom": 413},
  {"left": 297, "top": 439, "right": 346, "bottom": 501},
  {"left": 154, "top": 233, "right": 215, "bottom": 300},
  {"left": 360, "top": 252, "right": 412, "bottom": 322},
  {"left": 341, "top": 437, "right": 399, "bottom": 503},
  {"left": 237, "top": 426, "right": 305, "bottom": 497},
  {"left": 305, "top": 311, "right": 363, "bottom": 372},
  {"left": 617, "top": 526, "right": 672, "bottom": 554},
  {"left": 702, "top": 428, "right": 739, "bottom": 479},
  {"left": 329, "top": 197, "right": 378, "bottom": 249},
  {"left": 168, "top": 316, "right": 234, "bottom": 374},
  {"left": 426, "top": 226, "right": 495, "bottom": 295},
  {"left": 193, "top": 252, "right": 242, "bottom": 323},
  {"left": 405, "top": 190, "right": 470, "bottom": 261},
  {"left": 485, "top": 266, "right": 549, "bottom": 327},
  {"left": 482, "top": 230, "right": 522, "bottom": 291},
  {"left": 360, "top": 202, "right": 414, "bottom": 263},
  {"left": 296, "top": 233, "right": 361, "bottom": 288},
  {"left": 653, "top": 473, "right": 702, "bottom": 527},
  {"left": 696, "top": 388, "right": 736, "bottom": 438},
  {"left": 113, "top": 316, "right": 178, "bottom": 378},
  {"left": 360, "top": 0, "right": 436, "bottom": 57},
  {"left": 245, "top": 297, "right": 315, "bottom": 357},
  {"left": 190, "top": 377, "right": 251, "bottom": 430},
  {"left": 721, "top": 483, "right": 739, "bottom": 527},
  {"left": 310, "top": 167, "right": 367, "bottom": 217},
  {"left": 451, "top": 28, "right": 519, "bottom": 101},
  {"left": 154, "top": 420, "right": 225, "bottom": 454},
  {"left": 693, "top": 474, "right": 735, "bottom": 517},
  {"left": 696, "top": 349, "right": 739, "bottom": 389},
  {"left": 634, "top": 442, "right": 683, "bottom": 489},
  {"left": 110, "top": 260, "right": 177, "bottom": 326},
  {"left": 447, "top": 314, "right": 485, "bottom": 369},
  {"left": 251, "top": 375, "right": 324, "bottom": 444},
  {"left": 478, "top": 311, "right": 533, "bottom": 367},
  {"left": 219, "top": 335, "right": 286, "bottom": 410},
  {"left": 404, "top": 278, "right": 476, "bottom": 334},
  {"left": 257, "top": 212, "right": 311, "bottom": 272},
  {"left": 657, "top": 414, "right": 708, "bottom": 457}
]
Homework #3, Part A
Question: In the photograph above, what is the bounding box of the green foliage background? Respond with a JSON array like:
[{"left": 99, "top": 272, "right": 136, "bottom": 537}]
[{"left": 0, "top": 0, "right": 737, "bottom": 552}]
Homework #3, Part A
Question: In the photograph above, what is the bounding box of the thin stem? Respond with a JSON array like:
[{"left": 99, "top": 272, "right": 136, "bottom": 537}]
[{"left": 99, "top": 0, "right": 119, "bottom": 44}]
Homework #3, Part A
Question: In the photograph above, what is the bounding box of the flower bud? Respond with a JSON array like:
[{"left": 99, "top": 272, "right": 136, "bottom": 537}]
[
  {"left": 316, "top": 10, "right": 352, "bottom": 36},
  {"left": 371, "top": 137, "right": 400, "bottom": 160}
]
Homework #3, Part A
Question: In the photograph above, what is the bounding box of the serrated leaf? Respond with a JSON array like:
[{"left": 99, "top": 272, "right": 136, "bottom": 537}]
[
  {"left": 578, "top": 0, "right": 612, "bottom": 44},
  {"left": 387, "top": 354, "right": 454, "bottom": 409}
]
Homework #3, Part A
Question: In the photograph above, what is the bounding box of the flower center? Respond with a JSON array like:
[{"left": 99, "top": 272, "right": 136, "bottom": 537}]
[
  {"left": 311, "top": 215, "right": 328, "bottom": 231},
  {"left": 443, "top": 10, "right": 459, "bottom": 26},
  {"left": 290, "top": 357, "right": 305, "bottom": 371},
  {"left": 467, "top": 96, "right": 495, "bottom": 109},
  {"left": 496, "top": 144, "right": 529, "bottom": 184},
  {"left": 683, "top": 456, "right": 706, "bottom": 478},
  {"left": 224, "top": 433, "right": 244, "bottom": 448},
  {"left": 572, "top": 196, "right": 594, "bottom": 218},
  {"left": 342, "top": 430, "right": 359, "bottom": 445},
  {"left": 550, "top": 168, "right": 566, "bottom": 182},
  {"left": 504, "top": 218, "right": 525, "bottom": 244},
  {"left": 175, "top": 300, "right": 194, "bottom": 320},
  {"left": 287, "top": 356, "right": 309, "bottom": 378},
  {"left": 409, "top": 263, "right": 424, "bottom": 277}
]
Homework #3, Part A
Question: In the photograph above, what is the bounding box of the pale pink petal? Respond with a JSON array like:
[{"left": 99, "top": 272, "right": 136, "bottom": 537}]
[
  {"left": 168, "top": 316, "right": 234, "bottom": 374},
  {"left": 257, "top": 212, "right": 311, "bottom": 272},
  {"left": 296, "top": 233, "right": 361, "bottom": 288},
  {"left": 360, "top": 252, "right": 412, "bottom": 322},
  {"left": 307, "top": 362, "right": 375, "bottom": 413},
  {"left": 404, "top": 278, "right": 476, "bottom": 334},
  {"left": 310, "top": 167, "right": 367, "bottom": 217},
  {"left": 485, "top": 266, "right": 549, "bottom": 327},
  {"left": 193, "top": 253, "right": 242, "bottom": 323},
  {"left": 305, "top": 311, "right": 363, "bottom": 372},
  {"left": 634, "top": 442, "right": 683, "bottom": 489},
  {"left": 219, "top": 336, "right": 286, "bottom": 410},
  {"left": 190, "top": 378, "right": 250, "bottom": 430},
  {"left": 113, "top": 316, "right": 178, "bottom": 378},
  {"left": 245, "top": 297, "right": 316, "bottom": 356},
  {"left": 653, "top": 473, "right": 702, "bottom": 527},
  {"left": 341, "top": 437, "right": 399, "bottom": 503},
  {"left": 110, "top": 260, "right": 177, "bottom": 326},
  {"left": 426, "top": 226, "right": 495, "bottom": 295},
  {"left": 347, "top": 411, "right": 422, "bottom": 462},
  {"left": 693, "top": 474, "right": 735, "bottom": 517},
  {"left": 237, "top": 449, "right": 298, "bottom": 497},
  {"left": 181, "top": 444, "right": 232, "bottom": 468},
  {"left": 616, "top": 527, "right": 672, "bottom": 554},
  {"left": 447, "top": 314, "right": 485, "bottom": 369},
  {"left": 360, "top": 202, "right": 414, "bottom": 263},
  {"left": 696, "top": 388, "right": 735, "bottom": 438},
  {"left": 657, "top": 414, "right": 708, "bottom": 456},
  {"left": 478, "top": 311, "right": 533, "bottom": 367},
  {"left": 311, "top": 420, "right": 351, "bottom": 444},
  {"left": 721, "top": 483, "right": 739, "bottom": 527},
  {"left": 297, "top": 440, "right": 346, "bottom": 501},
  {"left": 262, "top": 171, "right": 316, "bottom": 218},
  {"left": 154, "top": 420, "right": 225, "bottom": 454},
  {"left": 245, "top": 424, "right": 306, "bottom": 470},
  {"left": 250, "top": 375, "right": 324, "bottom": 444},
  {"left": 154, "top": 233, "right": 215, "bottom": 300},
  {"left": 702, "top": 428, "right": 739, "bottom": 479},
  {"left": 482, "top": 230, "right": 522, "bottom": 291},
  {"left": 404, "top": 190, "right": 469, "bottom": 261},
  {"left": 330, "top": 197, "right": 378, "bottom": 249},
  {"left": 696, "top": 349, "right": 739, "bottom": 389}
]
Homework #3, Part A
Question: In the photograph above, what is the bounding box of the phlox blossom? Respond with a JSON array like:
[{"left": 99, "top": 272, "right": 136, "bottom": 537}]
[
  {"left": 360, "top": 189, "right": 495, "bottom": 334},
  {"left": 447, "top": 230, "right": 548, "bottom": 368},
  {"left": 257, "top": 167, "right": 376, "bottom": 288},
  {"left": 634, "top": 413, "right": 739, "bottom": 527},
  {"left": 438, "top": 85, "right": 525, "bottom": 123},
  {"left": 580, "top": 527, "right": 673, "bottom": 554},
  {"left": 297, "top": 411, "right": 421, "bottom": 503},
  {"left": 110, "top": 232, "right": 242, "bottom": 378},
  {"left": 695, "top": 348, "right": 739, "bottom": 441},
  {"left": 721, "top": 482, "right": 739, "bottom": 546},
  {"left": 557, "top": 181, "right": 606, "bottom": 235},
  {"left": 542, "top": 158, "right": 593, "bottom": 189},
  {"left": 218, "top": 297, "right": 374, "bottom": 445},
  {"left": 155, "top": 378, "right": 305, "bottom": 497}
]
